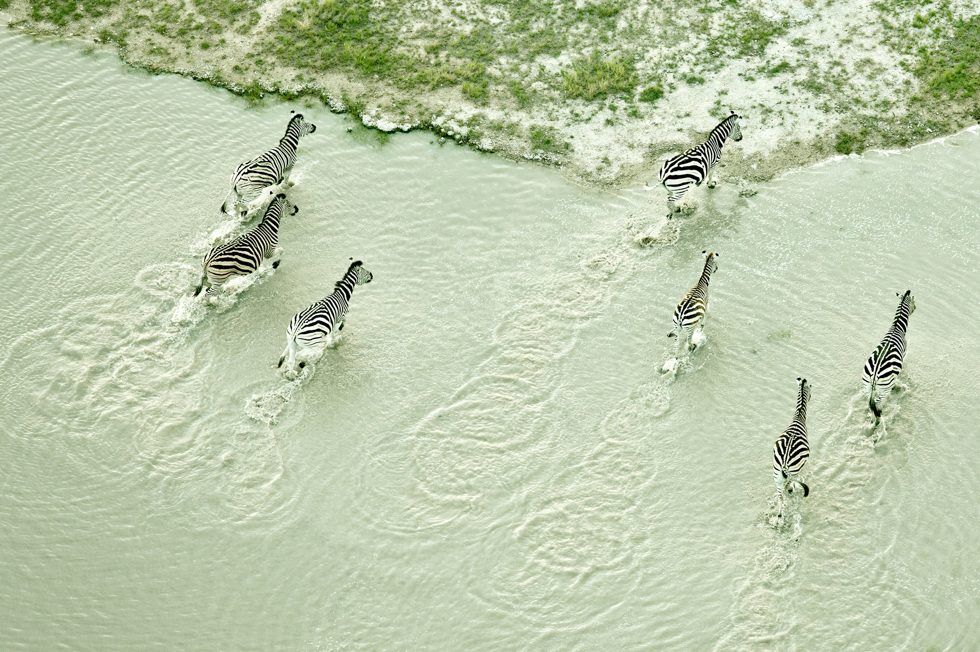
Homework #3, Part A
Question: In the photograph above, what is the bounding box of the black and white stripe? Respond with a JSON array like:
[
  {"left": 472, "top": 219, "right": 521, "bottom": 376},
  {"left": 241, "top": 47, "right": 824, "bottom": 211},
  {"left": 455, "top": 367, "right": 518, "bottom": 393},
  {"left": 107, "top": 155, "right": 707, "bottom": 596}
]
[
  {"left": 195, "top": 193, "right": 297, "bottom": 296},
  {"left": 773, "top": 377, "right": 811, "bottom": 499},
  {"left": 668, "top": 250, "right": 718, "bottom": 350},
  {"left": 221, "top": 112, "right": 316, "bottom": 218},
  {"left": 658, "top": 111, "right": 742, "bottom": 217},
  {"left": 862, "top": 290, "right": 915, "bottom": 419},
  {"left": 277, "top": 260, "right": 374, "bottom": 372}
]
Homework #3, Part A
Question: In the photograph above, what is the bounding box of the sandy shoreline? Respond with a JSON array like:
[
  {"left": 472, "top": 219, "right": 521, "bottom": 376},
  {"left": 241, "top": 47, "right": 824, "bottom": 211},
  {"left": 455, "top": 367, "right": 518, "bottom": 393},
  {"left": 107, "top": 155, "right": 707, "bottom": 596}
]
[{"left": 3, "top": 1, "right": 978, "bottom": 192}]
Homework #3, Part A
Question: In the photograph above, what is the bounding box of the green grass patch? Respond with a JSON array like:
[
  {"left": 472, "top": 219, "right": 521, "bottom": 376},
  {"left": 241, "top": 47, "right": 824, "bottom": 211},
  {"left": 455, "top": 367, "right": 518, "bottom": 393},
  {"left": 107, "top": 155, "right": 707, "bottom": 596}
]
[
  {"left": 561, "top": 53, "right": 637, "bottom": 101},
  {"left": 638, "top": 84, "right": 664, "bottom": 103},
  {"left": 529, "top": 125, "right": 569, "bottom": 154},
  {"left": 190, "top": 0, "right": 260, "bottom": 23},
  {"left": 462, "top": 79, "right": 490, "bottom": 103},
  {"left": 914, "top": 15, "right": 980, "bottom": 100},
  {"left": 578, "top": 0, "right": 623, "bottom": 20},
  {"left": 833, "top": 127, "right": 874, "bottom": 154},
  {"left": 270, "top": 0, "right": 492, "bottom": 95},
  {"left": 29, "top": 0, "right": 119, "bottom": 25},
  {"left": 764, "top": 60, "right": 792, "bottom": 77},
  {"left": 509, "top": 80, "right": 533, "bottom": 109}
]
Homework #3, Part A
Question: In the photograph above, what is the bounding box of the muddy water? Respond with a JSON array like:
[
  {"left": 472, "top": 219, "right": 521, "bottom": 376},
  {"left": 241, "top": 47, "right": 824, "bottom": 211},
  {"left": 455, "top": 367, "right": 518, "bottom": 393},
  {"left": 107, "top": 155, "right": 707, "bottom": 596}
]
[{"left": 1, "top": 29, "right": 978, "bottom": 650}]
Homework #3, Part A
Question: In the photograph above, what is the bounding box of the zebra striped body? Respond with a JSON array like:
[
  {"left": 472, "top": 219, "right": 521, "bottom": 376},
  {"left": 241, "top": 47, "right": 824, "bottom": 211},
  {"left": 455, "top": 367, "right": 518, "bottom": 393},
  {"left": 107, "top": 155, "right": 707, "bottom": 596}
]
[
  {"left": 773, "top": 378, "right": 811, "bottom": 498},
  {"left": 196, "top": 193, "right": 296, "bottom": 296},
  {"left": 278, "top": 261, "right": 374, "bottom": 372},
  {"left": 862, "top": 291, "right": 915, "bottom": 419},
  {"left": 668, "top": 251, "right": 718, "bottom": 350},
  {"left": 221, "top": 112, "right": 316, "bottom": 218},
  {"left": 658, "top": 112, "right": 742, "bottom": 217}
]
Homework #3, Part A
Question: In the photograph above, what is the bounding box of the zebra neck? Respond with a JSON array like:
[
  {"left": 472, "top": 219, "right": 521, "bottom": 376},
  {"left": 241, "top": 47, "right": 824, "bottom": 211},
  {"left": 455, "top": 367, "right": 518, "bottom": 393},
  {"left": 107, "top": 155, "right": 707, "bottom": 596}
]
[
  {"left": 279, "top": 125, "right": 301, "bottom": 151},
  {"left": 889, "top": 313, "right": 909, "bottom": 337},
  {"left": 334, "top": 275, "right": 357, "bottom": 298},
  {"left": 795, "top": 397, "right": 808, "bottom": 421},
  {"left": 697, "top": 269, "right": 713, "bottom": 289},
  {"left": 259, "top": 213, "right": 282, "bottom": 235},
  {"left": 707, "top": 122, "right": 732, "bottom": 148}
]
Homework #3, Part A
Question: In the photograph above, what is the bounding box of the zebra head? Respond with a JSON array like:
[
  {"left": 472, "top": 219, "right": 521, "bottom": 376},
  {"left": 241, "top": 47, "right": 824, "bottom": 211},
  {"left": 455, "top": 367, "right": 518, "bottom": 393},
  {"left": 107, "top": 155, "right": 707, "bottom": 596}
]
[
  {"left": 797, "top": 377, "right": 811, "bottom": 402},
  {"left": 702, "top": 250, "right": 719, "bottom": 276},
  {"left": 728, "top": 111, "right": 743, "bottom": 141},
  {"left": 289, "top": 111, "right": 317, "bottom": 136},
  {"left": 349, "top": 260, "right": 374, "bottom": 285},
  {"left": 897, "top": 290, "right": 916, "bottom": 315},
  {"left": 266, "top": 192, "right": 300, "bottom": 216}
]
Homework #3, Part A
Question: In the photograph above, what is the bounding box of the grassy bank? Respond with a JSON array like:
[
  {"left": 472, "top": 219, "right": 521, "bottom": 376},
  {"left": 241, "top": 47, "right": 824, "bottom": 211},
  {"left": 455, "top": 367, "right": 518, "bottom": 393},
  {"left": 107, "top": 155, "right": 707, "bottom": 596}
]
[{"left": 4, "top": 0, "right": 979, "bottom": 186}]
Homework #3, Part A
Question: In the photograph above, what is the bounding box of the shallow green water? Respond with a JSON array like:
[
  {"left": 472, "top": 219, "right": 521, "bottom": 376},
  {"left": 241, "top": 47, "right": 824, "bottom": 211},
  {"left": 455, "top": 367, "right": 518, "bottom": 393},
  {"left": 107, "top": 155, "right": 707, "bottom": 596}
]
[{"left": 1, "top": 29, "right": 978, "bottom": 650}]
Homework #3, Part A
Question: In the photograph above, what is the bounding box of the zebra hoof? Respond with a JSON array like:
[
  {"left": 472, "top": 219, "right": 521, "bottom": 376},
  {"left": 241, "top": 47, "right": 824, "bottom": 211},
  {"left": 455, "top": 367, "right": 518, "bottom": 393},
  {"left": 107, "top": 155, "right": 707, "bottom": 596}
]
[
  {"left": 707, "top": 182, "right": 717, "bottom": 189},
  {"left": 272, "top": 261, "right": 281, "bottom": 269},
  {"left": 298, "top": 362, "right": 306, "bottom": 369}
]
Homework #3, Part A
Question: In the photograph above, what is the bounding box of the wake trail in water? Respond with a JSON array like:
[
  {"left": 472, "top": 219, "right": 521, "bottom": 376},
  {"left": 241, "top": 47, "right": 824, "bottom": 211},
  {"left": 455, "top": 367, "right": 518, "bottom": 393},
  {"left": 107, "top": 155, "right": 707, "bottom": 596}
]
[
  {"left": 715, "top": 380, "right": 926, "bottom": 649},
  {"left": 455, "top": 377, "right": 671, "bottom": 644},
  {"left": 1, "top": 230, "right": 300, "bottom": 526},
  {"left": 350, "top": 203, "right": 681, "bottom": 539},
  {"left": 169, "top": 211, "right": 285, "bottom": 328}
]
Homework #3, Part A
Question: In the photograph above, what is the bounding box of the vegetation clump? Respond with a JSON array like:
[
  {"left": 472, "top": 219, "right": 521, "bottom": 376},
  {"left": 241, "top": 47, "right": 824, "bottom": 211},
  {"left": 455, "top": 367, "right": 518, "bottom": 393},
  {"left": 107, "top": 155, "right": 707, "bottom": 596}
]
[
  {"left": 561, "top": 53, "right": 636, "bottom": 101},
  {"left": 913, "top": 15, "right": 980, "bottom": 101},
  {"left": 7, "top": 0, "right": 980, "bottom": 185},
  {"left": 638, "top": 84, "right": 664, "bottom": 103}
]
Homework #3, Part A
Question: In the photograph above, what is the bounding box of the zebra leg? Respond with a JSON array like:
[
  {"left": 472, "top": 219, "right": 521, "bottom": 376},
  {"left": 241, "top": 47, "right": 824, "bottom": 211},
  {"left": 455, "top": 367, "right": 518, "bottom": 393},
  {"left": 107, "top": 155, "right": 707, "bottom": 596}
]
[
  {"left": 278, "top": 338, "right": 297, "bottom": 372},
  {"left": 672, "top": 328, "right": 689, "bottom": 357},
  {"left": 666, "top": 188, "right": 688, "bottom": 218},
  {"left": 869, "top": 383, "right": 886, "bottom": 420},
  {"left": 221, "top": 188, "right": 241, "bottom": 217},
  {"left": 707, "top": 166, "right": 718, "bottom": 189},
  {"left": 194, "top": 273, "right": 208, "bottom": 297},
  {"left": 270, "top": 246, "right": 284, "bottom": 269},
  {"left": 691, "top": 327, "right": 707, "bottom": 350},
  {"left": 691, "top": 313, "right": 708, "bottom": 350}
]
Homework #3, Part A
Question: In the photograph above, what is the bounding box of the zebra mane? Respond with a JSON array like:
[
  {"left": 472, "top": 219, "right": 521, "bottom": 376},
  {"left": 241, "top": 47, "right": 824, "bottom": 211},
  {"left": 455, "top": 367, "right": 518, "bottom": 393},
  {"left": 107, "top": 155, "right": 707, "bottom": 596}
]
[
  {"left": 796, "top": 378, "right": 810, "bottom": 416},
  {"left": 891, "top": 290, "right": 915, "bottom": 326},
  {"left": 281, "top": 114, "right": 305, "bottom": 140},
  {"left": 709, "top": 114, "right": 738, "bottom": 139},
  {"left": 699, "top": 252, "right": 718, "bottom": 283},
  {"left": 259, "top": 193, "right": 286, "bottom": 220}
]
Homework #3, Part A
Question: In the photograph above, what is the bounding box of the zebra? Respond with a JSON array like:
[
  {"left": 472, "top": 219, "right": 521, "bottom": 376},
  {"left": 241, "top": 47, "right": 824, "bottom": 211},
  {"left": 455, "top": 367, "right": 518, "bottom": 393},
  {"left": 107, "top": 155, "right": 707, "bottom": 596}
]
[
  {"left": 668, "top": 250, "right": 718, "bottom": 352},
  {"left": 277, "top": 259, "right": 374, "bottom": 373},
  {"left": 862, "top": 290, "right": 916, "bottom": 420},
  {"left": 195, "top": 192, "right": 297, "bottom": 296},
  {"left": 773, "top": 377, "right": 812, "bottom": 504},
  {"left": 657, "top": 111, "right": 743, "bottom": 217},
  {"left": 221, "top": 111, "right": 317, "bottom": 218}
]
